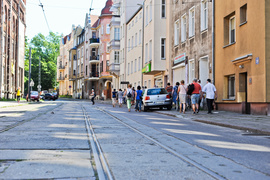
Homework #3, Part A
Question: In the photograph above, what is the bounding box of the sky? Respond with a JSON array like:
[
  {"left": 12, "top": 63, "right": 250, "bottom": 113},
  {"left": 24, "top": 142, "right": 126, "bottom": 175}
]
[{"left": 26, "top": 0, "right": 107, "bottom": 40}]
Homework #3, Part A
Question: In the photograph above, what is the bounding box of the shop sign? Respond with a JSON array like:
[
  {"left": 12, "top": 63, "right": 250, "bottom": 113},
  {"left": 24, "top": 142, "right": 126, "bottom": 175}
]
[
  {"left": 142, "top": 63, "right": 151, "bottom": 73},
  {"left": 174, "top": 53, "right": 186, "bottom": 64},
  {"left": 256, "top": 57, "right": 259, "bottom": 64}
]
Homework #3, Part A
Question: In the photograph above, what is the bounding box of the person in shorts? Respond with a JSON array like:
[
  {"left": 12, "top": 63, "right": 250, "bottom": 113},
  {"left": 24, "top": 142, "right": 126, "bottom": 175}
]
[
  {"left": 177, "top": 80, "right": 187, "bottom": 113},
  {"left": 191, "top": 79, "right": 202, "bottom": 114},
  {"left": 118, "top": 89, "right": 123, "bottom": 107},
  {"left": 16, "top": 87, "right": 21, "bottom": 103},
  {"left": 112, "top": 89, "right": 117, "bottom": 107}
]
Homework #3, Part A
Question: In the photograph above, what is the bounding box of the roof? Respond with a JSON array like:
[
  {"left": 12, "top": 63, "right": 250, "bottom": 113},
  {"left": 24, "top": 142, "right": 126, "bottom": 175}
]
[
  {"left": 92, "top": 19, "right": 100, "bottom": 28},
  {"left": 101, "top": 0, "right": 113, "bottom": 16}
]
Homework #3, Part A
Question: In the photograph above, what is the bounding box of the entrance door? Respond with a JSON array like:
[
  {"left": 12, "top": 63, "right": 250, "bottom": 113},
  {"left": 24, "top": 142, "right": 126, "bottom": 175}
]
[
  {"left": 199, "top": 57, "right": 209, "bottom": 87},
  {"left": 107, "top": 82, "right": 112, "bottom": 99},
  {"left": 239, "top": 72, "right": 250, "bottom": 114}
]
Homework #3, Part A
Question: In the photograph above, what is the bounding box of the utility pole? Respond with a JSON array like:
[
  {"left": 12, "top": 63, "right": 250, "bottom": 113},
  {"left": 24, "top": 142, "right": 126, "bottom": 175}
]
[
  {"left": 38, "top": 56, "right": 41, "bottom": 94},
  {"left": 28, "top": 48, "right": 31, "bottom": 102}
]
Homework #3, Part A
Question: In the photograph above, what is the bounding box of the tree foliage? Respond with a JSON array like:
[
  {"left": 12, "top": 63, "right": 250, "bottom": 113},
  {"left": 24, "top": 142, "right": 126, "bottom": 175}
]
[{"left": 25, "top": 32, "right": 60, "bottom": 93}]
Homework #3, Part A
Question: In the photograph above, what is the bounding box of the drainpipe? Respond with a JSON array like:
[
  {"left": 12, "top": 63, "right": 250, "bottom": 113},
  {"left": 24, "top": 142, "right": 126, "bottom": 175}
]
[{"left": 212, "top": 0, "right": 215, "bottom": 84}]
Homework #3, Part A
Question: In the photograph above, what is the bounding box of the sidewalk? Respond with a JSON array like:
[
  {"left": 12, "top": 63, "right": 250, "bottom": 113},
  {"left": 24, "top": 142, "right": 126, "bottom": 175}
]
[
  {"left": 0, "top": 100, "right": 28, "bottom": 108},
  {"left": 95, "top": 99, "right": 270, "bottom": 135}
]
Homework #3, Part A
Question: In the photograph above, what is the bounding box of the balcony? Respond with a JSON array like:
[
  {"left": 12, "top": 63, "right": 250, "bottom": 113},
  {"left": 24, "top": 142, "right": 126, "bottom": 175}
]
[
  {"left": 90, "top": 55, "right": 100, "bottom": 64},
  {"left": 108, "top": 39, "right": 120, "bottom": 51},
  {"left": 58, "top": 76, "right": 65, "bottom": 81},
  {"left": 87, "top": 72, "right": 100, "bottom": 81},
  {"left": 89, "top": 38, "right": 100, "bottom": 48},
  {"left": 108, "top": 63, "right": 120, "bottom": 77},
  {"left": 59, "top": 65, "right": 65, "bottom": 70}
]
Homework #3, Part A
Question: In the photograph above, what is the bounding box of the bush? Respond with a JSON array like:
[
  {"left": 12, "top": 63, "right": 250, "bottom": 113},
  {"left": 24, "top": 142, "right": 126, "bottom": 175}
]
[
  {"left": 59, "top": 95, "right": 72, "bottom": 98},
  {"left": 0, "top": 98, "right": 16, "bottom": 101}
]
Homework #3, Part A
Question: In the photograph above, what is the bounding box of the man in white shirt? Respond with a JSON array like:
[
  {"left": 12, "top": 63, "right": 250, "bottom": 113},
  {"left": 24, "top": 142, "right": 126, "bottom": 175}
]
[{"left": 202, "top": 79, "right": 217, "bottom": 114}]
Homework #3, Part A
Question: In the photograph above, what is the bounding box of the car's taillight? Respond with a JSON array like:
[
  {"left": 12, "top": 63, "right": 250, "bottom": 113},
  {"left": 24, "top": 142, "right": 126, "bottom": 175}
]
[
  {"left": 145, "top": 96, "right": 150, "bottom": 100},
  {"left": 166, "top": 94, "right": 170, "bottom": 99}
]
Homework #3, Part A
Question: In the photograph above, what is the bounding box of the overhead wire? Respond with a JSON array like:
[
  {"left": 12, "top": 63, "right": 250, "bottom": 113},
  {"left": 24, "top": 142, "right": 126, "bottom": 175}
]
[{"left": 38, "top": 0, "right": 51, "bottom": 32}]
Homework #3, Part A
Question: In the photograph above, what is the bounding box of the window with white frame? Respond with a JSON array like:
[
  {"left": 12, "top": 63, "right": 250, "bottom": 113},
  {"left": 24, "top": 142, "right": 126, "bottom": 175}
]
[
  {"left": 189, "top": 7, "right": 195, "bottom": 37},
  {"left": 101, "top": 25, "right": 104, "bottom": 34},
  {"left": 148, "top": 80, "right": 151, "bottom": 88},
  {"left": 161, "top": 0, "right": 166, "bottom": 18},
  {"left": 128, "top": 63, "right": 130, "bottom": 75},
  {"left": 227, "top": 75, "right": 235, "bottom": 99},
  {"left": 81, "top": 47, "right": 84, "bottom": 57},
  {"left": 229, "top": 16, "right": 236, "bottom": 44},
  {"left": 149, "top": 40, "right": 152, "bottom": 61},
  {"left": 161, "top": 38, "right": 166, "bottom": 59},
  {"left": 189, "top": 60, "right": 195, "bottom": 83},
  {"left": 106, "top": 24, "right": 110, "bottom": 34},
  {"left": 114, "top": 51, "right": 119, "bottom": 63},
  {"left": 146, "top": 6, "right": 148, "bottom": 25},
  {"left": 149, "top": 1, "right": 152, "bottom": 22},
  {"left": 181, "top": 15, "right": 187, "bottom": 42},
  {"left": 201, "top": 1, "right": 208, "bottom": 31},
  {"left": 138, "top": 57, "right": 141, "bottom": 70},
  {"left": 77, "top": 50, "right": 80, "bottom": 59},
  {"left": 145, "top": 43, "right": 148, "bottom": 63},
  {"left": 174, "top": 20, "right": 180, "bottom": 45},
  {"left": 115, "top": 28, "right": 120, "bottom": 40},
  {"left": 128, "top": 39, "right": 130, "bottom": 51},
  {"left": 135, "top": 33, "right": 137, "bottom": 47},
  {"left": 139, "top": 30, "right": 142, "bottom": 44},
  {"left": 131, "top": 61, "right": 133, "bottom": 74},
  {"left": 132, "top": 36, "right": 134, "bottom": 49},
  {"left": 135, "top": 59, "right": 137, "bottom": 72},
  {"left": 144, "top": 80, "right": 147, "bottom": 87}
]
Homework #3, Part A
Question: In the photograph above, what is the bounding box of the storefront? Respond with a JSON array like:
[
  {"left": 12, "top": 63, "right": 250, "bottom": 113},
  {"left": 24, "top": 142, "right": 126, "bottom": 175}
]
[{"left": 172, "top": 53, "right": 187, "bottom": 85}]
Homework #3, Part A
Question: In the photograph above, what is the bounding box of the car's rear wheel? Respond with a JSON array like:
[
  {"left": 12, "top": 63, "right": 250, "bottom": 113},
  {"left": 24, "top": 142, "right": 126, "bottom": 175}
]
[
  {"left": 167, "top": 106, "right": 172, "bottom": 110},
  {"left": 159, "top": 107, "right": 163, "bottom": 110},
  {"left": 143, "top": 106, "right": 148, "bottom": 112}
]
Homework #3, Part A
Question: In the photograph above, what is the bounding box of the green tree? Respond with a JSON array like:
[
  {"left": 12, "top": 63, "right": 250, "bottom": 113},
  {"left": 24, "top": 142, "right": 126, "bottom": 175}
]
[{"left": 25, "top": 32, "right": 60, "bottom": 93}]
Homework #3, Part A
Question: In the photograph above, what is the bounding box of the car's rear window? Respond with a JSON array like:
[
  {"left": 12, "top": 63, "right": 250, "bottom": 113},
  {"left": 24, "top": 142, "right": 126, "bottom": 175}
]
[
  {"left": 31, "top": 91, "right": 38, "bottom": 95},
  {"left": 147, "top": 89, "right": 167, "bottom": 95}
]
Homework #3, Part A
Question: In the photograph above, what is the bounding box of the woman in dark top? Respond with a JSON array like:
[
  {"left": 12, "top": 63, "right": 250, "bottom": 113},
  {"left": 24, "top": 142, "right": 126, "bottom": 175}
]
[{"left": 135, "top": 86, "right": 143, "bottom": 112}]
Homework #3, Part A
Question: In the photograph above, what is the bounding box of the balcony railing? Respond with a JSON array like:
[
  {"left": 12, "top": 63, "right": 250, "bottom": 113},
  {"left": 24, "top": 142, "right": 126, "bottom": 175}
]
[
  {"left": 89, "top": 72, "right": 100, "bottom": 78},
  {"left": 109, "top": 63, "right": 120, "bottom": 71},
  {"left": 59, "top": 65, "right": 65, "bottom": 69},
  {"left": 58, "top": 77, "right": 65, "bottom": 80},
  {"left": 90, "top": 55, "right": 100, "bottom": 61},
  {"left": 90, "top": 38, "right": 100, "bottom": 44}
]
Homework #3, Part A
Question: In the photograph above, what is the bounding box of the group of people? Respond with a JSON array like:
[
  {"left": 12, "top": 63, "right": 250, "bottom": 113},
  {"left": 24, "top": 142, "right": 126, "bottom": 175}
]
[
  {"left": 111, "top": 84, "right": 143, "bottom": 112},
  {"left": 167, "top": 78, "right": 217, "bottom": 114}
]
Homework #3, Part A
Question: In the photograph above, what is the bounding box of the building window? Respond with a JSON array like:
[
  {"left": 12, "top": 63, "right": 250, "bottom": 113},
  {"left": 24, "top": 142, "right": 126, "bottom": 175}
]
[
  {"left": 161, "top": 38, "right": 166, "bottom": 59},
  {"left": 139, "top": 30, "right": 142, "bottom": 44},
  {"left": 131, "top": 61, "right": 133, "bottom": 74},
  {"left": 181, "top": 15, "right": 187, "bottom": 42},
  {"left": 115, "top": 28, "right": 120, "bottom": 40},
  {"left": 161, "top": 0, "right": 166, "bottom": 18},
  {"left": 189, "top": 7, "right": 195, "bottom": 37},
  {"left": 101, "top": 25, "right": 104, "bottom": 34},
  {"left": 145, "top": 43, "right": 148, "bottom": 63},
  {"left": 135, "top": 59, "right": 137, "bottom": 72},
  {"left": 138, "top": 57, "right": 141, "bottom": 70},
  {"left": 174, "top": 20, "right": 180, "bottom": 46},
  {"left": 132, "top": 36, "right": 134, "bottom": 49},
  {"left": 148, "top": 80, "right": 151, "bottom": 89},
  {"left": 224, "top": 12, "right": 236, "bottom": 45},
  {"left": 240, "top": 4, "right": 247, "bottom": 25},
  {"left": 227, "top": 75, "right": 235, "bottom": 99},
  {"left": 149, "top": 40, "right": 152, "bottom": 61},
  {"left": 86, "top": 65, "right": 88, "bottom": 76},
  {"left": 114, "top": 51, "right": 120, "bottom": 63},
  {"left": 149, "top": 1, "right": 152, "bottom": 22},
  {"left": 128, "top": 63, "right": 130, "bottom": 75},
  {"left": 229, "top": 16, "right": 236, "bottom": 44},
  {"left": 201, "top": 1, "right": 208, "bottom": 31},
  {"left": 135, "top": 33, "right": 138, "bottom": 47},
  {"left": 106, "top": 24, "right": 110, "bottom": 34},
  {"left": 77, "top": 50, "right": 80, "bottom": 59},
  {"left": 189, "top": 60, "right": 195, "bottom": 83},
  {"left": 146, "top": 6, "right": 148, "bottom": 25},
  {"left": 128, "top": 39, "right": 130, "bottom": 51}
]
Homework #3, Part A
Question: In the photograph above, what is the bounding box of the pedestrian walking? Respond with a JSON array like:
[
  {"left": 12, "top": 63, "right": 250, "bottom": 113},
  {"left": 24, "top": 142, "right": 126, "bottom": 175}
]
[
  {"left": 197, "top": 80, "right": 203, "bottom": 112},
  {"left": 202, "top": 79, "right": 217, "bottom": 114},
  {"left": 165, "top": 83, "right": 173, "bottom": 98},
  {"left": 90, "top": 89, "right": 96, "bottom": 105},
  {"left": 124, "top": 84, "right": 133, "bottom": 112},
  {"left": 131, "top": 87, "right": 136, "bottom": 105},
  {"left": 191, "top": 79, "right": 202, "bottom": 114},
  {"left": 112, "top": 89, "right": 117, "bottom": 107},
  {"left": 135, "top": 86, "right": 143, "bottom": 112},
  {"left": 172, "top": 82, "right": 179, "bottom": 110},
  {"left": 16, "top": 87, "right": 21, "bottom": 103},
  {"left": 178, "top": 80, "right": 187, "bottom": 113},
  {"left": 118, "top": 89, "right": 123, "bottom": 107}
]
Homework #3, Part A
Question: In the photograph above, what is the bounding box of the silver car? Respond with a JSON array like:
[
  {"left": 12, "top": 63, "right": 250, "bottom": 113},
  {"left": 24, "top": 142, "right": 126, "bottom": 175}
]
[{"left": 142, "top": 88, "right": 172, "bottom": 111}]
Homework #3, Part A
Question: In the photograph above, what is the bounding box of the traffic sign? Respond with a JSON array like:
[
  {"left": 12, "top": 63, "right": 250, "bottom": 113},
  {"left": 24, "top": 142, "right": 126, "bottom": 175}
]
[
  {"left": 30, "top": 80, "right": 34, "bottom": 87},
  {"left": 37, "top": 85, "right": 42, "bottom": 89}
]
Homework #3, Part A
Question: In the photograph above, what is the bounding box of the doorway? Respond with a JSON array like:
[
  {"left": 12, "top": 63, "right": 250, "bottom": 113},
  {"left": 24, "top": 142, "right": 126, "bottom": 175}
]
[{"left": 239, "top": 72, "right": 250, "bottom": 114}]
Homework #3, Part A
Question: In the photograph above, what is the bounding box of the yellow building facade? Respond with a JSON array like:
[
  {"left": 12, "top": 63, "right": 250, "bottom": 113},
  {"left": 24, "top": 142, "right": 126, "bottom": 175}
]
[{"left": 215, "top": 0, "right": 270, "bottom": 115}]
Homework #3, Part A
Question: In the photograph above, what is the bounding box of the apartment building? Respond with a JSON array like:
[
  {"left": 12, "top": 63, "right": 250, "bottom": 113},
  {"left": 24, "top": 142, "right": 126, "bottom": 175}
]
[
  {"left": 126, "top": 7, "right": 143, "bottom": 88},
  {"left": 168, "top": 0, "right": 213, "bottom": 88},
  {"left": 0, "top": 0, "right": 26, "bottom": 99},
  {"left": 57, "top": 33, "right": 73, "bottom": 96},
  {"left": 215, "top": 0, "right": 270, "bottom": 115},
  {"left": 142, "top": 0, "right": 167, "bottom": 88},
  {"left": 108, "top": 15, "right": 121, "bottom": 90}
]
